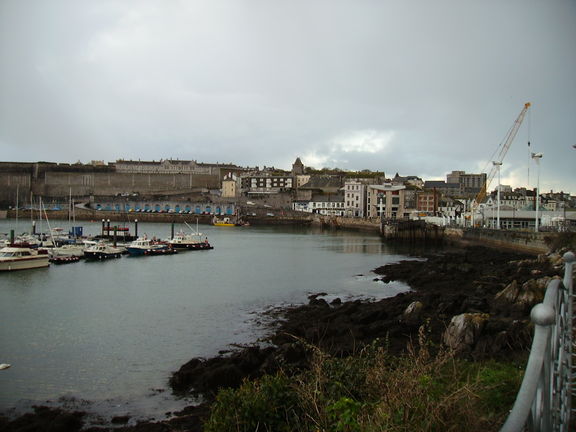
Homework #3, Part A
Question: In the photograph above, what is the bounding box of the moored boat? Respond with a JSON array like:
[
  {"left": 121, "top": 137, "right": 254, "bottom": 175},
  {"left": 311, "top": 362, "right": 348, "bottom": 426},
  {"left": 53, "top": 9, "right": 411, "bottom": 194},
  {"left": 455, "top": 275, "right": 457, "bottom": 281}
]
[
  {"left": 168, "top": 230, "right": 213, "bottom": 250},
  {"left": 0, "top": 247, "right": 50, "bottom": 271},
  {"left": 49, "top": 244, "right": 85, "bottom": 258},
  {"left": 49, "top": 256, "right": 81, "bottom": 264},
  {"left": 212, "top": 216, "right": 236, "bottom": 227},
  {"left": 84, "top": 242, "right": 123, "bottom": 260},
  {"left": 127, "top": 236, "right": 173, "bottom": 256}
]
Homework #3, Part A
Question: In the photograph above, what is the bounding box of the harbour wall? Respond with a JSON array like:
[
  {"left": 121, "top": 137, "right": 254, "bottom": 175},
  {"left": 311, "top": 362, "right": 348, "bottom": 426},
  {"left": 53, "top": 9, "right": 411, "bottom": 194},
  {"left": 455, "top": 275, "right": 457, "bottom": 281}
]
[
  {"left": 311, "top": 215, "right": 381, "bottom": 232},
  {"left": 445, "top": 228, "right": 559, "bottom": 255},
  {"left": 4, "top": 206, "right": 568, "bottom": 254}
]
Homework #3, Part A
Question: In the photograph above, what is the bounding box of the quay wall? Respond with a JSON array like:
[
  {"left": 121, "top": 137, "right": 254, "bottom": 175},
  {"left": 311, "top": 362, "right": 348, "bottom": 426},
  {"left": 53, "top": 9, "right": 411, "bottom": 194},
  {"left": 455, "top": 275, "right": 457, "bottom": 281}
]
[
  {"left": 5, "top": 208, "right": 313, "bottom": 227},
  {"left": 445, "top": 227, "right": 552, "bottom": 254},
  {"left": 311, "top": 215, "right": 381, "bottom": 232}
]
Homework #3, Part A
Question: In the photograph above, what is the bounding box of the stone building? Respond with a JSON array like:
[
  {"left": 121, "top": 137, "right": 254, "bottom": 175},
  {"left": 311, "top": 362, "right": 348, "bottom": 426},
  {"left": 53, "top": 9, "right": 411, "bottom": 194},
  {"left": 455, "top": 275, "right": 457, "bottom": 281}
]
[{"left": 366, "top": 184, "right": 407, "bottom": 219}]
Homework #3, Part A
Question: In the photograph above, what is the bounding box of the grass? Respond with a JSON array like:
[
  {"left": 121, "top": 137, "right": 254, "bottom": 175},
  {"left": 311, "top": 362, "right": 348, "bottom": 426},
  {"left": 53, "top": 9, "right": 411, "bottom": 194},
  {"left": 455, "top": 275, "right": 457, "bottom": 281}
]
[{"left": 203, "top": 328, "right": 524, "bottom": 432}]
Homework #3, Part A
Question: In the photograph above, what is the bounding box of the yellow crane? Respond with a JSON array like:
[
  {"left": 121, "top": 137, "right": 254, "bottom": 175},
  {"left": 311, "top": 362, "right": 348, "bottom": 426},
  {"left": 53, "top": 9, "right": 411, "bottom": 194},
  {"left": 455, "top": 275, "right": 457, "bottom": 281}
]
[{"left": 473, "top": 102, "right": 531, "bottom": 208}]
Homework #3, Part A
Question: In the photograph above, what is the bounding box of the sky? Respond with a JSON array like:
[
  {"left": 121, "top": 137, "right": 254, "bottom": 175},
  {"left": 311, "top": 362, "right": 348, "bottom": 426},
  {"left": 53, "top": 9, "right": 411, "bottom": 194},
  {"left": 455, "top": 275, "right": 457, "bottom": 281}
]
[{"left": 1, "top": 0, "right": 575, "bottom": 194}]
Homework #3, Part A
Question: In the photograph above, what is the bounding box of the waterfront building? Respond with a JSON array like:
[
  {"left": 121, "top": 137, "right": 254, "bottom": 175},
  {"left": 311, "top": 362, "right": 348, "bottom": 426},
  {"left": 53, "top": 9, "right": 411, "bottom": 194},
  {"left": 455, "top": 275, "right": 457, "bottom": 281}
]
[
  {"left": 296, "top": 176, "right": 344, "bottom": 201},
  {"left": 344, "top": 180, "right": 367, "bottom": 217},
  {"left": 366, "top": 184, "right": 407, "bottom": 219},
  {"left": 292, "top": 193, "right": 345, "bottom": 216}
]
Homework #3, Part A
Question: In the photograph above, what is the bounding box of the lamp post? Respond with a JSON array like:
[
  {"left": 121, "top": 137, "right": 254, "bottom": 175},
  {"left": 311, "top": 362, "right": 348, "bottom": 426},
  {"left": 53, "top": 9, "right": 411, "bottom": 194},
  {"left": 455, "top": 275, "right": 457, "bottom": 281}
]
[
  {"left": 531, "top": 152, "right": 543, "bottom": 232},
  {"left": 493, "top": 161, "right": 502, "bottom": 229}
]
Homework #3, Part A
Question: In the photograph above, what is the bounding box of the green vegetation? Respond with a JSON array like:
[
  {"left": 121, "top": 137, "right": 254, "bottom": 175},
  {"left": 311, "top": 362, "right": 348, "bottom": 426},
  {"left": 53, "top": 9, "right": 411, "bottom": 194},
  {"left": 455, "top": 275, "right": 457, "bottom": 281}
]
[{"left": 204, "top": 333, "right": 524, "bottom": 432}]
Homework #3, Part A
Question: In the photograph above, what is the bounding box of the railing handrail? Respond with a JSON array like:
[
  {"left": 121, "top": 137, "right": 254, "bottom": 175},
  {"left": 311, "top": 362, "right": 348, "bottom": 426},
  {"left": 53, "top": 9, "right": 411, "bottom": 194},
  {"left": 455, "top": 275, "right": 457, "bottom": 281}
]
[{"left": 500, "top": 251, "right": 574, "bottom": 432}]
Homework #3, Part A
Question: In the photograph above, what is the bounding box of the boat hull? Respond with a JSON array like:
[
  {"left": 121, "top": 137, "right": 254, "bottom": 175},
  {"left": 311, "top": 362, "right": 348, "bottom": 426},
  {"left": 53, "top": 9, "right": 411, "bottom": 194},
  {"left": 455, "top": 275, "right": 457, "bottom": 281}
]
[
  {"left": 0, "top": 256, "right": 50, "bottom": 271},
  {"left": 84, "top": 251, "right": 122, "bottom": 260},
  {"left": 170, "top": 242, "right": 213, "bottom": 251}
]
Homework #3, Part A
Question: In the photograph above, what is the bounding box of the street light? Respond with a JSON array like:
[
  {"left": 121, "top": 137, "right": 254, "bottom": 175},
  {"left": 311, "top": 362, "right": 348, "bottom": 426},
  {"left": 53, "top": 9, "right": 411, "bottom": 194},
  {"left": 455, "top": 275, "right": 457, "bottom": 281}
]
[
  {"left": 531, "top": 152, "right": 543, "bottom": 232},
  {"left": 493, "top": 161, "right": 502, "bottom": 229}
]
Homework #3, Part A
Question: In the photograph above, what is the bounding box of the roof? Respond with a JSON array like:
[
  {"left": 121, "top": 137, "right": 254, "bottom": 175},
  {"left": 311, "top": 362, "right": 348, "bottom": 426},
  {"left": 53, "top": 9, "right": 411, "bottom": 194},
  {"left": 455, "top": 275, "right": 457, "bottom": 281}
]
[
  {"left": 424, "top": 181, "right": 459, "bottom": 189},
  {"left": 299, "top": 176, "right": 344, "bottom": 191}
]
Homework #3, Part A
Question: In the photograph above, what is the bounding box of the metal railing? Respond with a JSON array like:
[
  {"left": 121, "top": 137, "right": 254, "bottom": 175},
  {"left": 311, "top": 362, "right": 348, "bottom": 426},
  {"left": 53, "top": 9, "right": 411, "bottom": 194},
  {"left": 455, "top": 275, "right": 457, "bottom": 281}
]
[{"left": 501, "top": 251, "right": 574, "bottom": 432}]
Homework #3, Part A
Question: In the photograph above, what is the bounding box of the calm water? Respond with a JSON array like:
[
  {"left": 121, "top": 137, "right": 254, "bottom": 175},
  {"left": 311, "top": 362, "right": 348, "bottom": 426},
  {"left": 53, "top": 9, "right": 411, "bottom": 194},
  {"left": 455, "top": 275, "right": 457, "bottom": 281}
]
[{"left": 0, "top": 218, "right": 416, "bottom": 423}]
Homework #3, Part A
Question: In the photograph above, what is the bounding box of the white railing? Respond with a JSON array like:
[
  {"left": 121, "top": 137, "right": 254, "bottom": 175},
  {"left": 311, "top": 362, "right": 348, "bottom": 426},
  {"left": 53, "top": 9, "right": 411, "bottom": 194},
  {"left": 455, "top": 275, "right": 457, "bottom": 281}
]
[{"left": 501, "top": 251, "right": 574, "bottom": 432}]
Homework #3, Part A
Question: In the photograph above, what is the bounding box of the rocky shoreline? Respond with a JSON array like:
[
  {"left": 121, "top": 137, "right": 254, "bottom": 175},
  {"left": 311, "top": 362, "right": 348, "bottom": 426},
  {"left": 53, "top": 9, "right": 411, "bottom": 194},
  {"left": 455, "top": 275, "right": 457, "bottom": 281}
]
[{"left": 1, "top": 245, "right": 568, "bottom": 432}]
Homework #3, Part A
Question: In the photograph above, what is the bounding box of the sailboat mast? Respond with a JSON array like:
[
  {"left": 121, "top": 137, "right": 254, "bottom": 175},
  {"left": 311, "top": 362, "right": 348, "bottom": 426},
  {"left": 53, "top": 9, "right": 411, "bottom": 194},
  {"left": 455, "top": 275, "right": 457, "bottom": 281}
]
[{"left": 15, "top": 184, "right": 19, "bottom": 228}]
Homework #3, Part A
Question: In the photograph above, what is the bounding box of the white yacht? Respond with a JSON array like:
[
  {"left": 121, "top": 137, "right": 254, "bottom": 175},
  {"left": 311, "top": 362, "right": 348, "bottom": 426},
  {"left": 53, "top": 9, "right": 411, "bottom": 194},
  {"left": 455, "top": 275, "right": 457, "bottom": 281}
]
[{"left": 0, "top": 247, "right": 50, "bottom": 271}]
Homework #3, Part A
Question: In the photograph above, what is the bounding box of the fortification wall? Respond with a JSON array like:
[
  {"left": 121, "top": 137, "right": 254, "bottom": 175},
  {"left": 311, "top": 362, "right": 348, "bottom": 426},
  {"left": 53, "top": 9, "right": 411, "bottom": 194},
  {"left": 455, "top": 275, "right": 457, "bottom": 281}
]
[{"left": 0, "top": 161, "right": 221, "bottom": 207}]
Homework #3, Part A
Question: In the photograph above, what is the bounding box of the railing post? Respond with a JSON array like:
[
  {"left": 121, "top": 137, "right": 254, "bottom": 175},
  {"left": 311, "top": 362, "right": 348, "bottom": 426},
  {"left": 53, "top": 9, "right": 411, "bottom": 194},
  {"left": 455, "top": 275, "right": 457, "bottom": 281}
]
[
  {"left": 563, "top": 252, "right": 574, "bottom": 427},
  {"left": 500, "top": 251, "right": 574, "bottom": 432}
]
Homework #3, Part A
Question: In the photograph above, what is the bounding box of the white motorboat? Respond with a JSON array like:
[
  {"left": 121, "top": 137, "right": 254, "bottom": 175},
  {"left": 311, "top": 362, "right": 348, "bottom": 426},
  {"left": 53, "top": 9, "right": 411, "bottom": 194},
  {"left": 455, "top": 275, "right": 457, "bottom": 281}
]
[
  {"left": 168, "top": 230, "right": 212, "bottom": 250},
  {"left": 0, "top": 247, "right": 50, "bottom": 271},
  {"left": 49, "top": 244, "right": 86, "bottom": 258}
]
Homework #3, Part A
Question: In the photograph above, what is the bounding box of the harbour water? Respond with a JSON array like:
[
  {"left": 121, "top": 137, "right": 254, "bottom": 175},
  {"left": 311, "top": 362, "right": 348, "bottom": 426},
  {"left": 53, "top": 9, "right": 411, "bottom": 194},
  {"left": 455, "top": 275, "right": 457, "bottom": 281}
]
[{"left": 0, "top": 219, "right": 416, "bottom": 422}]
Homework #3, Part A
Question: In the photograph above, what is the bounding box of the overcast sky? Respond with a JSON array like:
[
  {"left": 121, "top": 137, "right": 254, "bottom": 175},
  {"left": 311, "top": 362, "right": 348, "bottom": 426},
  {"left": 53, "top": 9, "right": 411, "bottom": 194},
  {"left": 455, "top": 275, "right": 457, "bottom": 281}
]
[{"left": 1, "top": 0, "right": 575, "bottom": 193}]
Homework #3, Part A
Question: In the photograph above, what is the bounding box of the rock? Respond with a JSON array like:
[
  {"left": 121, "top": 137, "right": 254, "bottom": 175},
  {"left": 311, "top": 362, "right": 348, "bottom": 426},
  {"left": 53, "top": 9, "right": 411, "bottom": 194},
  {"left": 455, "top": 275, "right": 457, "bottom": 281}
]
[
  {"left": 442, "top": 313, "right": 490, "bottom": 354},
  {"left": 402, "top": 301, "right": 423, "bottom": 325},
  {"left": 493, "top": 278, "right": 548, "bottom": 317},
  {"left": 494, "top": 280, "right": 520, "bottom": 304}
]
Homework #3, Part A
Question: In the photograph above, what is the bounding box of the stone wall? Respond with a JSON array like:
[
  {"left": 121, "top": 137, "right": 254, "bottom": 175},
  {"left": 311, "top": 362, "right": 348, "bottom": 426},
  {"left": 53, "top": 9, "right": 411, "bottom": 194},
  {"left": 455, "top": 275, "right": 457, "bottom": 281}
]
[
  {"left": 0, "top": 162, "right": 221, "bottom": 207},
  {"left": 448, "top": 228, "right": 551, "bottom": 254},
  {"left": 311, "top": 215, "right": 381, "bottom": 232}
]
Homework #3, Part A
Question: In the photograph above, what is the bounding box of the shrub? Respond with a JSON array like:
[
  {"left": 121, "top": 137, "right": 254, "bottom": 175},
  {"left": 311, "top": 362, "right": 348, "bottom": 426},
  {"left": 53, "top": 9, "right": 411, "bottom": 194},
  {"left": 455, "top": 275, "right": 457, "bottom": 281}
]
[{"left": 204, "top": 334, "right": 524, "bottom": 432}]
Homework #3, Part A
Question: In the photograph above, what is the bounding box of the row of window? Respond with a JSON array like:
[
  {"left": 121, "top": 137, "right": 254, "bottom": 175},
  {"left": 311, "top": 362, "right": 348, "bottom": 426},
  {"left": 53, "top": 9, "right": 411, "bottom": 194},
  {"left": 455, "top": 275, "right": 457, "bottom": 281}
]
[{"left": 311, "top": 202, "right": 344, "bottom": 208}]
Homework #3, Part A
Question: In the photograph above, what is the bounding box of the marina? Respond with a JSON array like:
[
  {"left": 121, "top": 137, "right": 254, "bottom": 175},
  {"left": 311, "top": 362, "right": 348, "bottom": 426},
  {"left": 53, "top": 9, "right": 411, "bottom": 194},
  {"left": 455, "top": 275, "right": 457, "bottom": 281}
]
[{"left": 0, "top": 219, "right": 413, "bottom": 422}]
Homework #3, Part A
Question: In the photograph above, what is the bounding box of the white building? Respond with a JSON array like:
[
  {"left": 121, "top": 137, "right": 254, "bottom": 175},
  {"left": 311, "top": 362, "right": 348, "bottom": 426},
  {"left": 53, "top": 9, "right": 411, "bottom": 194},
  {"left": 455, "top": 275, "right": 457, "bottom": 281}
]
[{"left": 344, "top": 180, "right": 367, "bottom": 217}]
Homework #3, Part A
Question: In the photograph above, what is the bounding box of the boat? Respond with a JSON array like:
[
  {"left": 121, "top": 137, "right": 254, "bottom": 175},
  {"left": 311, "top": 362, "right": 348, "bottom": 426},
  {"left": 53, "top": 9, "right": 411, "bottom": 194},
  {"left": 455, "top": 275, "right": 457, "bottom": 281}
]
[
  {"left": 49, "top": 256, "right": 80, "bottom": 264},
  {"left": 127, "top": 236, "right": 174, "bottom": 256},
  {"left": 0, "top": 246, "right": 50, "bottom": 271},
  {"left": 212, "top": 216, "right": 236, "bottom": 227},
  {"left": 168, "top": 230, "right": 213, "bottom": 250},
  {"left": 83, "top": 241, "right": 123, "bottom": 260},
  {"left": 49, "top": 244, "right": 85, "bottom": 258}
]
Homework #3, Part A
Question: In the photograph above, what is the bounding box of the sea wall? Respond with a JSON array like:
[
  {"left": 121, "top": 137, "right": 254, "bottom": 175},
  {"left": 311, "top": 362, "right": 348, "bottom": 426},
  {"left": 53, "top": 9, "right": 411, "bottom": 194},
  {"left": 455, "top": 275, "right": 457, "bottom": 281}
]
[
  {"left": 311, "top": 215, "right": 381, "bottom": 232},
  {"left": 446, "top": 227, "right": 552, "bottom": 254}
]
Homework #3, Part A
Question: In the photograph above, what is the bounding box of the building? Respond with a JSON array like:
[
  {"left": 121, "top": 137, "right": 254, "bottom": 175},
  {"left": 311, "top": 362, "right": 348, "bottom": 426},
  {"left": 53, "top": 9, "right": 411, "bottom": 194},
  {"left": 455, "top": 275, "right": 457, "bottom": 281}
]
[
  {"left": 240, "top": 174, "right": 293, "bottom": 197},
  {"left": 115, "top": 159, "right": 214, "bottom": 175},
  {"left": 292, "top": 157, "right": 305, "bottom": 176},
  {"left": 423, "top": 180, "right": 460, "bottom": 198},
  {"left": 366, "top": 184, "right": 407, "bottom": 219},
  {"left": 391, "top": 173, "right": 424, "bottom": 189},
  {"left": 292, "top": 193, "right": 345, "bottom": 216},
  {"left": 297, "top": 176, "right": 344, "bottom": 201},
  {"left": 221, "top": 173, "right": 238, "bottom": 198},
  {"left": 344, "top": 180, "right": 367, "bottom": 217},
  {"left": 446, "top": 170, "right": 487, "bottom": 197},
  {"left": 417, "top": 190, "right": 438, "bottom": 214}
]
